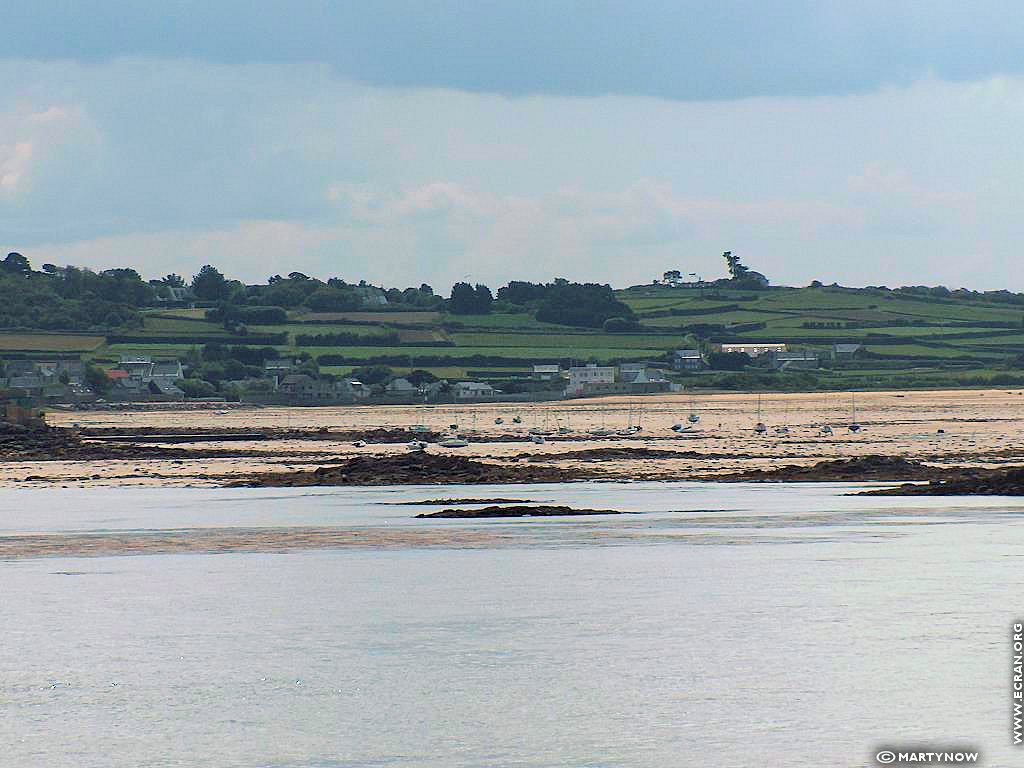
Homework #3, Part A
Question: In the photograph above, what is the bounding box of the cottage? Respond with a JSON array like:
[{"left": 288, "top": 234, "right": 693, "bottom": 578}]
[
  {"left": 771, "top": 350, "right": 820, "bottom": 370},
  {"left": 833, "top": 343, "right": 863, "bottom": 360},
  {"left": 453, "top": 381, "right": 497, "bottom": 400},
  {"left": 672, "top": 349, "right": 706, "bottom": 371},
  {"left": 531, "top": 364, "right": 563, "bottom": 381},
  {"left": 339, "top": 378, "right": 371, "bottom": 400},
  {"left": 151, "top": 360, "right": 184, "bottom": 381},
  {"left": 6, "top": 374, "right": 44, "bottom": 396},
  {"left": 119, "top": 355, "right": 154, "bottom": 378},
  {"left": 148, "top": 378, "right": 185, "bottom": 400},
  {"left": 385, "top": 377, "right": 417, "bottom": 394},
  {"left": 566, "top": 365, "right": 616, "bottom": 395},
  {"left": 263, "top": 358, "right": 296, "bottom": 375}
]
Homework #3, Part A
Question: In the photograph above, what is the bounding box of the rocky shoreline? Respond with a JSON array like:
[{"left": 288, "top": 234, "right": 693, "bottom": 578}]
[
  {"left": 234, "top": 453, "right": 589, "bottom": 487},
  {"left": 860, "top": 466, "right": 1024, "bottom": 496},
  {"left": 708, "top": 455, "right": 949, "bottom": 482}
]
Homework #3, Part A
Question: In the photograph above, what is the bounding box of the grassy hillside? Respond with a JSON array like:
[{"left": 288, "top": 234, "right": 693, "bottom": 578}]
[{"left": 5, "top": 282, "right": 1024, "bottom": 391}]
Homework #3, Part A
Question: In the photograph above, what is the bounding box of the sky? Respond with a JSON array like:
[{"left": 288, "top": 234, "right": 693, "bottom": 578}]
[{"left": 3, "top": 1, "right": 1024, "bottom": 291}]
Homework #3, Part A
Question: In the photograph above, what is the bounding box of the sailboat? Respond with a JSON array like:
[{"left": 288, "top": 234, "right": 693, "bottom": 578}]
[
  {"left": 438, "top": 434, "right": 470, "bottom": 448},
  {"left": 556, "top": 412, "right": 572, "bottom": 435},
  {"left": 687, "top": 395, "right": 700, "bottom": 425},
  {"left": 754, "top": 393, "right": 768, "bottom": 435},
  {"left": 618, "top": 403, "right": 642, "bottom": 436},
  {"left": 589, "top": 406, "right": 614, "bottom": 436},
  {"left": 847, "top": 393, "right": 862, "bottom": 433}
]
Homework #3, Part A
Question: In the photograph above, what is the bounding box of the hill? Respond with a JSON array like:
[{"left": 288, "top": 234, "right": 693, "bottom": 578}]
[{"left": 3, "top": 252, "right": 1024, "bottom": 395}]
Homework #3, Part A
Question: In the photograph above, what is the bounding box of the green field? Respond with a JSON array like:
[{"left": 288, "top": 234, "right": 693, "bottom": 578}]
[{"left": 10, "top": 282, "right": 1024, "bottom": 391}]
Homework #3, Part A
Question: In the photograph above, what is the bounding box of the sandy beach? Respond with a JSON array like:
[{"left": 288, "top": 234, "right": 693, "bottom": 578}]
[{"left": 2, "top": 388, "right": 1019, "bottom": 487}]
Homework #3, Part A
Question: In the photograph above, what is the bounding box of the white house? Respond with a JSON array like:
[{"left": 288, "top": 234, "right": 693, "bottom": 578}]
[
  {"left": 385, "top": 377, "right": 416, "bottom": 394},
  {"left": 532, "top": 364, "right": 563, "bottom": 381},
  {"left": 566, "top": 365, "right": 616, "bottom": 395},
  {"left": 453, "top": 381, "right": 497, "bottom": 400}
]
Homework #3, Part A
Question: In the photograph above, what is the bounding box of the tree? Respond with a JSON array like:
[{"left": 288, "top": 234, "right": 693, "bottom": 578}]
[
  {"left": 723, "top": 251, "right": 747, "bottom": 280},
  {"left": 2, "top": 252, "right": 31, "bottom": 275},
  {"left": 535, "top": 282, "right": 635, "bottom": 328},
  {"left": 406, "top": 369, "right": 438, "bottom": 386},
  {"left": 708, "top": 351, "right": 751, "bottom": 371},
  {"left": 178, "top": 378, "right": 217, "bottom": 398},
  {"left": 191, "top": 265, "right": 230, "bottom": 300},
  {"left": 473, "top": 283, "right": 494, "bottom": 314},
  {"left": 84, "top": 364, "right": 111, "bottom": 395},
  {"left": 448, "top": 282, "right": 478, "bottom": 314},
  {"left": 350, "top": 365, "right": 393, "bottom": 384}
]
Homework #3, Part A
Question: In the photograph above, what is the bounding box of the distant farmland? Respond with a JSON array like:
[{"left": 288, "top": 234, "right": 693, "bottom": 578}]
[{"left": 0, "top": 333, "right": 105, "bottom": 353}]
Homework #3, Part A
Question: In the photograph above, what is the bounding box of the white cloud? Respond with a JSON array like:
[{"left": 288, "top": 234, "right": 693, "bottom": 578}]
[{"left": 2, "top": 59, "right": 1024, "bottom": 290}]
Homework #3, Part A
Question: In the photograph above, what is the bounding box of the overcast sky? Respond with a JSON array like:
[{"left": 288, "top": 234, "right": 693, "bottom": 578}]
[{"left": 3, "top": 1, "right": 1024, "bottom": 290}]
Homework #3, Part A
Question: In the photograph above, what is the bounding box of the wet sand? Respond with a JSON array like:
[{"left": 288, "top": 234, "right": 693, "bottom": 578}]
[{"left": 10, "top": 388, "right": 1024, "bottom": 487}]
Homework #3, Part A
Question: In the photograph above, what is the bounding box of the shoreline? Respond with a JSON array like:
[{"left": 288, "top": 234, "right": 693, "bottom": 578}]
[{"left": 4, "top": 387, "right": 1024, "bottom": 492}]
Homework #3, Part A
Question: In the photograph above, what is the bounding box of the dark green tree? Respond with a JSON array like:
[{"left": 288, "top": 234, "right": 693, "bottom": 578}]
[
  {"left": 2, "top": 252, "right": 31, "bottom": 275},
  {"left": 191, "top": 265, "right": 230, "bottom": 300}
]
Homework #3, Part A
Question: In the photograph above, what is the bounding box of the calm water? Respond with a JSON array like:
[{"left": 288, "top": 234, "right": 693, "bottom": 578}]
[{"left": 2, "top": 482, "right": 1023, "bottom": 767}]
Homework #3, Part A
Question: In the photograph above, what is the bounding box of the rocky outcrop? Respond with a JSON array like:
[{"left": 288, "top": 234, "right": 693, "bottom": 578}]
[
  {"left": 416, "top": 505, "right": 625, "bottom": 518},
  {"left": 711, "top": 455, "right": 947, "bottom": 482},
  {"left": 235, "top": 452, "right": 588, "bottom": 487},
  {"left": 861, "top": 466, "right": 1024, "bottom": 495}
]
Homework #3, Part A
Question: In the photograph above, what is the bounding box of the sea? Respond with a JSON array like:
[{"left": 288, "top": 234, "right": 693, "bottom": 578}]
[{"left": 1, "top": 482, "right": 1022, "bottom": 767}]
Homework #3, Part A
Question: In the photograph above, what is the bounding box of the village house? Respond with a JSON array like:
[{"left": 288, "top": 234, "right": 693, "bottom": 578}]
[
  {"left": 148, "top": 378, "right": 185, "bottom": 400},
  {"left": 531, "top": 364, "right": 563, "bottom": 381},
  {"left": 385, "top": 377, "right": 417, "bottom": 394},
  {"left": 453, "top": 381, "right": 498, "bottom": 400},
  {"left": 565, "top": 363, "right": 670, "bottom": 397},
  {"left": 770, "top": 350, "right": 821, "bottom": 370},
  {"left": 833, "top": 343, "right": 864, "bottom": 360},
  {"left": 671, "top": 349, "right": 706, "bottom": 371},
  {"left": 565, "top": 364, "right": 616, "bottom": 395}
]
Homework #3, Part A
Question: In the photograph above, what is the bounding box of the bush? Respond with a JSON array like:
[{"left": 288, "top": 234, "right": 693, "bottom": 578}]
[{"left": 178, "top": 378, "right": 217, "bottom": 398}]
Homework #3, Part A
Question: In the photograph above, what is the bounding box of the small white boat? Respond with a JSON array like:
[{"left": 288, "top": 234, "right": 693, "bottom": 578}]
[
  {"left": 352, "top": 440, "right": 367, "bottom": 448},
  {"left": 819, "top": 425, "right": 834, "bottom": 436},
  {"left": 406, "top": 440, "right": 428, "bottom": 452},
  {"left": 494, "top": 417, "right": 504, "bottom": 424},
  {"left": 529, "top": 434, "right": 546, "bottom": 444},
  {"left": 438, "top": 436, "right": 469, "bottom": 448}
]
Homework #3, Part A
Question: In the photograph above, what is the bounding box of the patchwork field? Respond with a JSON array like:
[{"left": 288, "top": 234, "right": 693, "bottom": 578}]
[{"left": 7, "top": 283, "right": 1024, "bottom": 391}]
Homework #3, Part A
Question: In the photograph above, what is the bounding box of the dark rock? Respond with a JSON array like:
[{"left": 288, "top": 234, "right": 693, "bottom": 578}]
[
  {"left": 416, "top": 505, "right": 625, "bottom": 518},
  {"left": 711, "top": 455, "right": 946, "bottom": 482},
  {"left": 234, "top": 452, "right": 589, "bottom": 487}
]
